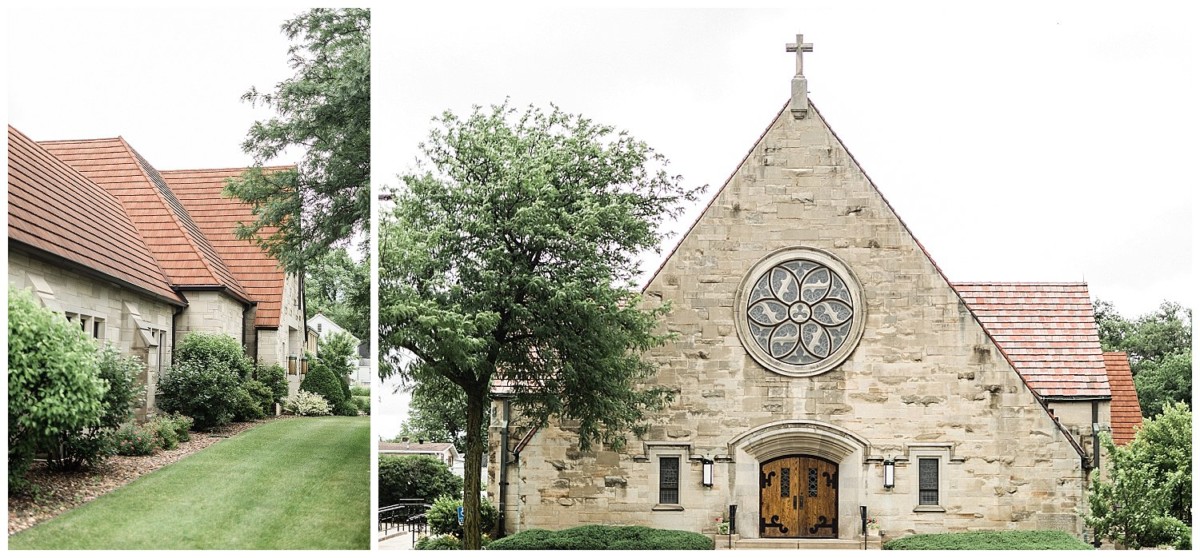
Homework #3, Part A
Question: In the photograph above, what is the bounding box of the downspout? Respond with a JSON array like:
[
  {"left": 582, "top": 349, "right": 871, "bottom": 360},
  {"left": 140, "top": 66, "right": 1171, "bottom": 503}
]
[
  {"left": 497, "top": 399, "right": 511, "bottom": 538},
  {"left": 171, "top": 304, "right": 183, "bottom": 365}
]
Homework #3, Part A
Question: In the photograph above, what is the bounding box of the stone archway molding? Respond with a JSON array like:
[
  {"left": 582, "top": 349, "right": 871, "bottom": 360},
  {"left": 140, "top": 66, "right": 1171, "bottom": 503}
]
[{"left": 729, "top": 419, "right": 870, "bottom": 463}]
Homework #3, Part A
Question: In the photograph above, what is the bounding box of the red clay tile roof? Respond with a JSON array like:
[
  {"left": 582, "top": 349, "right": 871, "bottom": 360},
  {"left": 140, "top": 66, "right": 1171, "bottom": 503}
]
[
  {"left": 953, "top": 282, "right": 1111, "bottom": 399},
  {"left": 161, "top": 167, "right": 293, "bottom": 328},
  {"left": 39, "top": 138, "right": 251, "bottom": 304},
  {"left": 1103, "top": 352, "right": 1143, "bottom": 445},
  {"left": 8, "top": 126, "right": 185, "bottom": 306}
]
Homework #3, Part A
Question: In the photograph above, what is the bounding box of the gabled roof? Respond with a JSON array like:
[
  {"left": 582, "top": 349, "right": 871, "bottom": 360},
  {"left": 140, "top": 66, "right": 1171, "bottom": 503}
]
[
  {"left": 1103, "top": 352, "right": 1143, "bottom": 445},
  {"left": 39, "top": 138, "right": 251, "bottom": 304},
  {"left": 7, "top": 126, "right": 184, "bottom": 306},
  {"left": 379, "top": 442, "right": 458, "bottom": 456},
  {"left": 953, "top": 282, "right": 1110, "bottom": 399},
  {"left": 160, "top": 167, "right": 293, "bottom": 328}
]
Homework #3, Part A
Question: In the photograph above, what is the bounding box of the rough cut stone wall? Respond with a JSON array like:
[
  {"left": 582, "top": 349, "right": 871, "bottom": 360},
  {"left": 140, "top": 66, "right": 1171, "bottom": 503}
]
[
  {"left": 174, "top": 290, "right": 245, "bottom": 342},
  {"left": 491, "top": 103, "right": 1087, "bottom": 539},
  {"left": 10, "top": 251, "right": 176, "bottom": 417},
  {"left": 258, "top": 272, "right": 308, "bottom": 396}
]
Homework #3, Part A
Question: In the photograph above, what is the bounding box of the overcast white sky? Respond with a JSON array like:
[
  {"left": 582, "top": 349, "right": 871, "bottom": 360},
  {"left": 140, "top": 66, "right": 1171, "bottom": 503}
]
[{"left": 6, "top": 2, "right": 1197, "bottom": 439}]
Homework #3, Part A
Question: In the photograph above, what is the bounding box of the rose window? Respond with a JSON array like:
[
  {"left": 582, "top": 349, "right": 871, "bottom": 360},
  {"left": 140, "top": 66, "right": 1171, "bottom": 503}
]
[{"left": 736, "top": 249, "right": 865, "bottom": 376}]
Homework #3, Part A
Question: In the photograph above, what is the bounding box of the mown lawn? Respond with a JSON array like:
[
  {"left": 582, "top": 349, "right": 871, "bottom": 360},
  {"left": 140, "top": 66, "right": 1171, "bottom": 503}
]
[{"left": 9, "top": 416, "right": 369, "bottom": 550}]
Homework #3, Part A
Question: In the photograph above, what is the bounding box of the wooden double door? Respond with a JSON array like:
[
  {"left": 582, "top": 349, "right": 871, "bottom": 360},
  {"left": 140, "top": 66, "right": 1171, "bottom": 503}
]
[{"left": 759, "top": 455, "right": 838, "bottom": 538}]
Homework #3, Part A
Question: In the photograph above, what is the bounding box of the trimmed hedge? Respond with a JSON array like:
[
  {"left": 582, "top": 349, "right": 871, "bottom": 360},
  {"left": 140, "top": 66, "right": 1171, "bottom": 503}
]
[
  {"left": 882, "top": 530, "right": 1092, "bottom": 550},
  {"left": 485, "top": 525, "right": 715, "bottom": 550}
]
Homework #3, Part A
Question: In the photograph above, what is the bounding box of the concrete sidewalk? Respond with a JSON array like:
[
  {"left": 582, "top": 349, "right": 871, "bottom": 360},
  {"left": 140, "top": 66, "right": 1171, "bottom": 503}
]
[{"left": 378, "top": 531, "right": 416, "bottom": 550}]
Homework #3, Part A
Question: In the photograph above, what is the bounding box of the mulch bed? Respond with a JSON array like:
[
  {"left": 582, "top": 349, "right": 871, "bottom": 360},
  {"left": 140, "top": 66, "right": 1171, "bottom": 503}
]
[{"left": 8, "top": 416, "right": 293, "bottom": 535}]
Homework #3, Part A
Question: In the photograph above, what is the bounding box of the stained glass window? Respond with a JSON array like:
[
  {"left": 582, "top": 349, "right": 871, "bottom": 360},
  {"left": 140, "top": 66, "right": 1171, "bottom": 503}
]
[
  {"left": 738, "top": 249, "right": 865, "bottom": 377},
  {"left": 808, "top": 468, "right": 818, "bottom": 497},
  {"left": 919, "top": 458, "right": 939, "bottom": 506},
  {"left": 659, "top": 457, "right": 679, "bottom": 505},
  {"left": 781, "top": 468, "right": 790, "bottom": 497}
]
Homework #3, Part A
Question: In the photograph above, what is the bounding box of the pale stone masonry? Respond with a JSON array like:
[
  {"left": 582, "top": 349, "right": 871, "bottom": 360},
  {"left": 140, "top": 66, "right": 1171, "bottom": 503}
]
[
  {"left": 8, "top": 125, "right": 307, "bottom": 417},
  {"left": 490, "top": 97, "right": 1097, "bottom": 541}
]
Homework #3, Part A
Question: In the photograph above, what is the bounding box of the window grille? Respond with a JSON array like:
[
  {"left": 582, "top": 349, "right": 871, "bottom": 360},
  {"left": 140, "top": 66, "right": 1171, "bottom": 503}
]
[
  {"left": 659, "top": 456, "right": 680, "bottom": 504},
  {"left": 919, "top": 458, "right": 939, "bottom": 505}
]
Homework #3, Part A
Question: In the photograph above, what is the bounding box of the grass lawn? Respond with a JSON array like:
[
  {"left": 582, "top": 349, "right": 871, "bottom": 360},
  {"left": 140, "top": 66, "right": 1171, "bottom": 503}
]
[{"left": 9, "top": 416, "right": 369, "bottom": 550}]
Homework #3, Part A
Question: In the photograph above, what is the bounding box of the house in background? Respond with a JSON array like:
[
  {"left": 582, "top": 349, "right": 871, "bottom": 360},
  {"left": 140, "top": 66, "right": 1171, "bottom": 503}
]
[
  {"left": 308, "top": 312, "right": 371, "bottom": 386},
  {"left": 379, "top": 440, "right": 462, "bottom": 477},
  {"left": 7, "top": 125, "right": 307, "bottom": 414}
]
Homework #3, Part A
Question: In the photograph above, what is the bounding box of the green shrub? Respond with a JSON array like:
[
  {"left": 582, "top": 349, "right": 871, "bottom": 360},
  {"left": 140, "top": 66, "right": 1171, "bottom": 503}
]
[
  {"left": 415, "top": 534, "right": 492, "bottom": 550},
  {"left": 428, "top": 496, "right": 497, "bottom": 539},
  {"left": 51, "top": 348, "right": 144, "bottom": 471},
  {"left": 300, "top": 358, "right": 349, "bottom": 411},
  {"left": 146, "top": 416, "right": 180, "bottom": 450},
  {"left": 175, "top": 332, "right": 254, "bottom": 380},
  {"left": 485, "top": 525, "right": 714, "bottom": 550},
  {"left": 283, "top": 390, "right": 332, "bottom": 416},
  {"left": 54, "top": 432, "right": 115, "bottom": 472},
  {"left": 8, "top": 287, "right": 106, "bottom": 490},
  {"left": 234, "top": 379, "right": 274, "bottom": 421},
  {"left": 350, "top": 385, "right": 370, "bottom": 397},
  {"left": 157, "top": 359, "right": 241, "bottom": 430},
  {"left": 163, "top": 412, "right": 193, "bottom": 442},
  {"left": 353, "top": 395, "right": 371, "bottom": 415},
  {"left": 881, "top": 530, "right": 1092, "bottom": 550},
  {"left": 255, "top": 363, "right": 289, "bottom": 405},
  {"left": 113, "top": 423, "right": 157, "bottom": 456},
  {"left": 379, "top": 455, "right": 463, "bottom": 506},
  {"left": 334, "top": 399, "right": 359, "bottom": 416},
  {"left": 415, "top": 535, "right": 460, "bottom": 550}
]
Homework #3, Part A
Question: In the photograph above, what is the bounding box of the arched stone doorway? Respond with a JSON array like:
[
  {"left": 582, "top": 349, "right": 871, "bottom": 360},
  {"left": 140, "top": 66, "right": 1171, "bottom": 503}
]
[{"left": 729, "top": 420, "right": 869, "bottom": 540}]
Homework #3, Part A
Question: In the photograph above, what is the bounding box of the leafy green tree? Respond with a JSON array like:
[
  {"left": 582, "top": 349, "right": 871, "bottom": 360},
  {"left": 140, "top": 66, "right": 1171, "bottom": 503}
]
[
  {"left": 380, "top": 102, "right": 702, "bottom": 548},
  {"left": 1094, "top": 300, "right": 1192, "bottom": 416},
  {"left": 1087, "top": 402, "right": 1191, "bottom": 549},
  {"left": 378, "top": 454, "right": 463, "bottom": 506},
  {"left": 305, "top": 247, "right": 369, "bottom": 340},
  {"left": 224, "top": 8, "right": 370, "bottom": 273},
  {"left": 8, "top": 288, "right": 106, "bottom": 490},
  {"left": 1134, "top": 351, "right": 1191, "bottom": 418},
  {"left": 397, "top": 374, "right": 475, "bottom": 454}
]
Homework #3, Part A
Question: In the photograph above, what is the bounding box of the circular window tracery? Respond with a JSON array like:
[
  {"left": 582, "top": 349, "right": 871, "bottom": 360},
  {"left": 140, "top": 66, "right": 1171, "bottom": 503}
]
[{"left": 735, "top": 248, "right": 865, "bottom": 377}]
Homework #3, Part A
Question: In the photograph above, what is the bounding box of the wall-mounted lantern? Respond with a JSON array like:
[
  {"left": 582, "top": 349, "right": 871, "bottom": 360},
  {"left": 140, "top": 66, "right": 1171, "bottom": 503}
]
[
  {"left": 883, "top": 458, "right": 895, "bottom": 489},
  {"left": 701, "top": 458, "right": 714, "bottom": 487},
  {"left": 287, "top": 355, "right": 298, "bottom": 375}
]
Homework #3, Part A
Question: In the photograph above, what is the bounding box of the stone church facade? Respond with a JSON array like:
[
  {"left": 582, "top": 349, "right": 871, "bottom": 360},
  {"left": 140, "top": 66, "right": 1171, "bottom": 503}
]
[
  {"left": 7, "top": 126, "right": 307, "bottom": 414},
  {"left": 489, "top": 41, "right": 1129, "bottom": 544}
]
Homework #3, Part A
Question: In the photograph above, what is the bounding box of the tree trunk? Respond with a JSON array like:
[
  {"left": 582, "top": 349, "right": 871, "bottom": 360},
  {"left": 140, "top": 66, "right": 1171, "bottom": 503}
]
[{"left": 462, "top": 388, "right": 486, "bottom": 550}]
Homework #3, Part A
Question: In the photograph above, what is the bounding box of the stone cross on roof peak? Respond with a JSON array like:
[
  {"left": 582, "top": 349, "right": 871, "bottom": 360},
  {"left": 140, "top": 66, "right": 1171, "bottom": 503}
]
[
  {"left": 786, "top": 33, "right": 814, "bottom": 120},
  {"left": 786, "top": 34, "right": 814, "bottom": 77}
]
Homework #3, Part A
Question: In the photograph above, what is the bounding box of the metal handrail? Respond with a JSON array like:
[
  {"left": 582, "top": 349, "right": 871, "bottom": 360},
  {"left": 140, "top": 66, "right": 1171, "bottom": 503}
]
[{"left": 379, "top": 500, "right": 431, "bottom": 538}]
